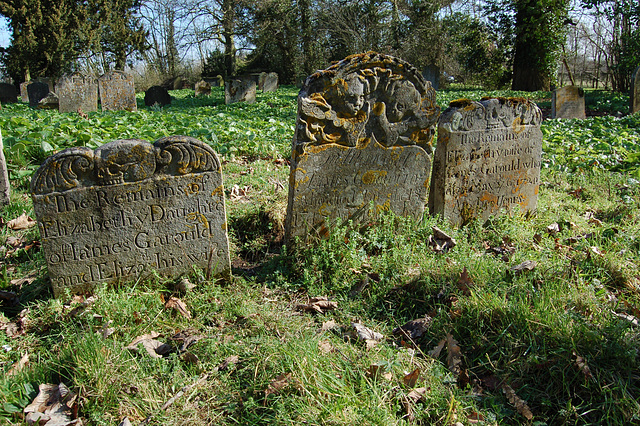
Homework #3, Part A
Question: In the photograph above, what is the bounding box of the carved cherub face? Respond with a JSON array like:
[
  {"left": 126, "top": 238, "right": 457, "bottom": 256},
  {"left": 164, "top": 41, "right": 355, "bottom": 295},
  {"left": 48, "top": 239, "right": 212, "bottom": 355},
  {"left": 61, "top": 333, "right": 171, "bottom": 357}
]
[
  {"left": 337, "top": 75, "right": 365, "bottom": 116},
  {"left": 387, "top": 80, "right": 421, "bottom": 122}
]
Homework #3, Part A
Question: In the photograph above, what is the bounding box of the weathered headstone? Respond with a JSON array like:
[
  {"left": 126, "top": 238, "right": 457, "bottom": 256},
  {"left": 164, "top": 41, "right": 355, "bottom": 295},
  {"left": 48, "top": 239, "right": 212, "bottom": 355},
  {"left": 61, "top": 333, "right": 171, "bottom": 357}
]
[
  {"left": 0, "top": 83, "right": 18, "bottom": 104},
  {"left": 428, "top": 98, "right": 543, "bottom": 226},
  {"left": 57, "top": 73, "right": 98, "bottom": 113},
  {"left": 195, "top": 80, "right": 212, "bottom": 96},
  {"left": 98, "top": 71, "right": 137, "bottom": 112},
  {"left": 27, "top": 82, "right": 50, "bottom": 108},
  {"left": 0, "top": 129, "right": 10, "bottom": 206},
  {"left": 30, "top": 136, "right": 231, "bottom": 296},
  {"left": 258, "top": 72, "right": 267, "bottom": 91},
  {"left": 20, "top": 81, "right": 30, "bottom": 103},
  {"left": 552, "top": 85, "right": 585, "bottom": 119},
  {"left": 38, "top": 92, "right": 59, "bottom": 110},
  {"left": 263, "top": 72, "right": 278, "bottom": 92},
  {"left": 422, "top": 65, "right": 440, "bottom": 91},
  {"left": 224, "top": 78, "right": 256, "bottom": 104},
  {"left": 285, "top": 52, "right": 440, "bottom": 241},
  {"left": 144, "top": 85, "right": 171, "bottom": 107},
  {"left": 631, "top": 65, "right": 640, "bottom": 114},
  {"left": 216, "top": 75, "right": 224, "bottom": 87}
]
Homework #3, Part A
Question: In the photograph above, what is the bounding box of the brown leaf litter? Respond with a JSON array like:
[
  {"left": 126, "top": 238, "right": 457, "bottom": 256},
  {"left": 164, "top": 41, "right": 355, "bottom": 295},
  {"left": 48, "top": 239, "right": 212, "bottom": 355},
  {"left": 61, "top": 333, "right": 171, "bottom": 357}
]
[
  {"left": 297, "top": 296, "right": 338, "bottom": 314},
  {"left": 24, "top": 383, "right": 81, "bottom": 425},
  {"left": 428, "top": 226, "right": 456, "bottom": 253}
]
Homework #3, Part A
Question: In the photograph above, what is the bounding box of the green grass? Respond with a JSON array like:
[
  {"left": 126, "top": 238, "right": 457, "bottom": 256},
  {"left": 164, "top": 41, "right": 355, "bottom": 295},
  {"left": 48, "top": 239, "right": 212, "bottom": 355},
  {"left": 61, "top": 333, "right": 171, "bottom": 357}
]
[{"left": 1, "top": 87, "right": 639, "bottom": 425}]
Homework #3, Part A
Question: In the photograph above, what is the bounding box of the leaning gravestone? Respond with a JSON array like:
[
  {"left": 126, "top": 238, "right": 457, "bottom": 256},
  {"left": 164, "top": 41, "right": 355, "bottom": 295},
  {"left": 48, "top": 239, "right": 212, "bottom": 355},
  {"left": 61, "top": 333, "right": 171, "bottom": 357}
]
[
  {"left": 263, "top": 72, "right": 278, "bottom": 92},
  {"left": 30, "top": 136, "right": 231, "bottom": 296},
  {"left": 0, "top": 83, "right": 18, "bottom": 104},
  {"left": 195, "top": 80, "right": 212, "bottom": 96},
  {"left": 631, "top": 65, "right": 640, "bottom": 114},
  {"left": 428, "top": 98, "right": 543, "bottom": 226},
  {"left": 144, "top": 85, "right": 171, "bottom": 107},
  {"left": 98, "top": 71, "right": 137, "bottom": 111},
  {"left": 27, "top": 82, "right": 50, "bottom": 108},
  {"left": 224, "top": 78, "right": 256, "bottom": 104},
  {"left": 422, "top": 65, "right": 440, "bottom": 91},
  {"left": 552, "top": 85, "right": 585, "bottom": 119},
  {"left": 285, "top": 52, "right": 440, "bottom": 242},
  {"left": 0, "top": 129, "right": 10, "bottom": 206},
  {"left": 57, "top": 73, "right": 98, "bottom": 113},
  {"left": 20, "top": 81, "right": 30, "bottom": 102}
]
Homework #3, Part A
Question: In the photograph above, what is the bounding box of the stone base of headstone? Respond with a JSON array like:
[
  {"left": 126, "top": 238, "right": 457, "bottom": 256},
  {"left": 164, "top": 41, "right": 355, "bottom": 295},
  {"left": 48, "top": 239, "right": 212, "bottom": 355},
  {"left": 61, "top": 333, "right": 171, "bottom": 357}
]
[
  {"left": 30, "top": 136, "right": 231, "bottom": 296},
  {"left": 225, "top": 78, "right": 256, "bottom": 104},
  {"left": 428, "top": 98, "right": 543, "bottom": 226},
  {"left": 552, "top": 85, "right": 585, "bottom": 119}
]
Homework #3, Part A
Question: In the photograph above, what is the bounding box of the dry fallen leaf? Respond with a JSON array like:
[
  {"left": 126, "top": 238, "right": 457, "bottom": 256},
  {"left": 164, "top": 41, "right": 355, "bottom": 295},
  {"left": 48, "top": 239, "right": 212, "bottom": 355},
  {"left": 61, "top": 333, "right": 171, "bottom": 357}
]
[
  {"left": 402, "top": 368, "right": 420, "bottom": 388},
  {"left": 573, "top": 352, "right": 593, "bottom": 381},
  {"left": 318, "top": 340, "right": 334, "bottom": 354},
  {"left": 366, "top": 363, "right": 390, "bottom": 380},
  {"left": 218, "top": 355, "right": 240, "bottom": 371},
  {"left": 352, "top": 322, "right": 384, "bottom": 346},
  {"left": 165, "top": 297, "right": 192, "bottom": 319},
  {"left": 502, "top": 383, "right": 533, "bottom": 420},
  {"left": 9, "top": 270, "right": 38, "bottom": 288},
  {"left": 392, "top": 317, "right": 432, "bottom": 340},
  {"left": 547, "top": 222, "right": 560, "bottom": 235},
  {"left": 24, "top": 383, "right": 80, "bottom": 426},
  {"left": 126, "top": 332, "right": 172, "bottom": 358},
  {"left": 181, "top": 352, "right": 199, "bottom": 364},
  {"left": 428, "top": 338, "right": 446, "bottom": 359},
  {"left": 7, "top": 213, "right": 36, "bottom": 231},
  {"left": 402, "top": 387, "right": 427, "bottom": 422},
  {"left": 7, "top": 353, "right": 29, "bottom": 376},
  {"left": 428, "top": 226, "right": 456, "bottom": 253},
  {"left": 446, "top": 334, "right": 463, "bottom": 379},
  {"left": 297, "top": 296, "right": 338, "bottom": 314},
  {"left": 510, "top": 260, "right": 537, "bottom": 276},
  {"left": 264, "top": 373, "right": 294, "bottom": 398},
  {"left": 321, "top": 320, "right": 339, "bottom": 332},
  {"left": 457, "top": 267, "right": 474, "bottom": 295}
]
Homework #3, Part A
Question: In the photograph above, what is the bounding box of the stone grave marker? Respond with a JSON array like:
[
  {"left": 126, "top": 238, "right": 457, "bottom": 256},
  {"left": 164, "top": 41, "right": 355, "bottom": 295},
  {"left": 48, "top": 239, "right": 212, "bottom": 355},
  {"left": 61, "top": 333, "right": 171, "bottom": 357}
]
[
  {"left": 57, "top": 73, "right": 98, "bottom": 113},
  {"left": 263, "top": 72, "right": 278, "bottom": 92},
  {"left": 38, "top": 92, "right": 59, "bottom": 109},
  {"left": 552, "top": 85, "right": 585, "bottom": 119},
  {"left": 422, "top": 65, "right": 440, "bottom": 91},
  {"left": 30, "top": 135, "right": 231, "bottom": 297},
  {"left": 258, "top": 72, "right": 267, "bottom": 91},
  {"left": 0, "top": 129, "right": 10, "bottom": 206},
  {"left": 98, "top": 71, "right": 137, "bottom": 111},
  {"left": 631, "top": 65, "right": 640, "bottom": 114},
  {"left": 195, "top": 80, "right": 212, "bottom": 96},
  {"left": 428, "top": 98, "right": 543, "bottom": 226},
  {"left": 216, "top": 75, "right": 224, "bottom": 87},
  {"left": 20, "top": 81, "right": 30, "bottom": 102},
  {"left": 224, "top": 78, "right": 256, "bottom": 104},
  {"left": 144, "top": 85, "right": 171, "bottom": 107},
  {"left": 285, "top": 52, "right": 440, "bottom": 242},
  {"left": 0, "top": 83, "right": 18, "bottom": 104},
  {"left": 28, "top": 82, "right": 50, "bottom": 108}
]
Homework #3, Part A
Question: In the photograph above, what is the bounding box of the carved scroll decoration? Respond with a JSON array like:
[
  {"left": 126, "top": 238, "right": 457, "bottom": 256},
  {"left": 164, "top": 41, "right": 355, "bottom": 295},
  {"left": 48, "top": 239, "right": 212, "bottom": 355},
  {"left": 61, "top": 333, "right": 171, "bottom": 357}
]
[{"left": 443, "top": 98, "right": 543, "bottom": 133}]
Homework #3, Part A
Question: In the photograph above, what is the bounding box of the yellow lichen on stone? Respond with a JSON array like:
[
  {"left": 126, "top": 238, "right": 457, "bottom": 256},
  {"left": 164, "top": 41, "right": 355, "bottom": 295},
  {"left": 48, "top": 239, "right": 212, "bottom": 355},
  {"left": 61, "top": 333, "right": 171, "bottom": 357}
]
[
  {"left": 512, "top": 117, "right": 525, "bottom": 134},
  {"left": 362, "top": 170, "right": 387, "bottom": 185}
]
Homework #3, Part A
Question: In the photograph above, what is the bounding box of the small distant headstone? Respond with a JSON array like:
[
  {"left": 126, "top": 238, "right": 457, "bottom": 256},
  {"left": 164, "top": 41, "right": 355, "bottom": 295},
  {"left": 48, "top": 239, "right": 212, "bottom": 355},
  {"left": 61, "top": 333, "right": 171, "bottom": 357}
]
[
  {"left": 0, "top": 83, "right": 18, "bottom": 104},
  {"left": 144, "top": 85, "right": 171, "bottom": 107},
  {"left": 258, "top": 72, "right": 267, "bottom": 91},
  {"left": 173, "top": 76, "right": 184, "bottom": 90},
  {"left": 216, "top": 75, "right": 224, "bottom": 87},
  {"left": 20, "top": 81, "right": 30, "bottom": 102},
  {"left": 224, "top": 78, "right": 256, "bottom": 104},
  {"left": 30, "top": 135, "right": 232, "bottom": 296},
  {"left": 552, "top": 85, "right": 585, "bottom": 119},
  {"left": 285, "top": 52, "right": 440, "bottom": 242},
  {"left": 38, "top": 92, "right": 59, "bottom": 110},
  {"left": 98, "top": 71, "right": 137, "bottom": 112},
  {"left": 195, "top": 80, "right": 212, "bottom": 96},
  {"left": 263, "top": 72, "right": 278, "bottom": 92},
  {"left": 631, "top": 65, "right": 640, "bottom": 114},
  {"left": 57, "top": 73, "right": 98, "bottom": 113},
  {"left": 422, "top": 65, "right": 440, "bottom": 91},
  {"left": 428, "top": 98, "right": 543, "bottom": 226},
  {"left": 0, "top": 129, "right": 10, "bottom": 206},
  {"left": 28, "top": 82, "right": 50, "bottom": 108}
]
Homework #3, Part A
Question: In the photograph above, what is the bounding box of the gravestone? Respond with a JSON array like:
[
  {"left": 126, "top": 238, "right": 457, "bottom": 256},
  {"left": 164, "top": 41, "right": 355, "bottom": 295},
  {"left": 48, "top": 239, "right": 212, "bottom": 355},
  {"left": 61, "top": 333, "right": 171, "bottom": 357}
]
[
  {"left": 144, "top": 85, "right": 171, "bottom": 107},
  {"left": 285, "top": 52, "right": 440, "bottom": 242},
  {"left": 27, "top": 82, "right": 50, "bottom": 108},
  {"left": 38, "top": 92, "right": 59, "bottom": 110},
  {"left": 422, "top": 65, "right": 440, "bottom": 91},
  {"left": 0, "top": 129, "right": 10, "bottom": 206},
  {"left": 263, "top": 72, "right": 278, "bottom": 92},
  {"left": 195, "top": 80, "right": 212, "bottom": 96},
  {"left": 428, "top": 98, "right": 543, "bottom": 226},
  {"left": 0, "top": 83, "right": 18, "bottom": 104},
  {"left": 216, "top": 75, "right": 224, "bottom": 87},
  {"left": 552, "top": 85, "right": 585, "bottom": 119},
  {"left": 98, "top": 71, "right": 137, "bottom": 111},
  {"left": 30, "top": 136, "right": 231, "bottom": 297},
  {"left": 57, "top": 73, "right": 98, "bottom": 113},
  {"left": 20, "top": 81, "right": 30, "bottom": 102},
  {"left": 258, "top": 72, "right": 267, "bottom": 91},
  {"left": 631, "top": 65, "right": 640, "bottom": 114},
  {"left": 224, "top": 78, "right": 256, "bottom": 104}
]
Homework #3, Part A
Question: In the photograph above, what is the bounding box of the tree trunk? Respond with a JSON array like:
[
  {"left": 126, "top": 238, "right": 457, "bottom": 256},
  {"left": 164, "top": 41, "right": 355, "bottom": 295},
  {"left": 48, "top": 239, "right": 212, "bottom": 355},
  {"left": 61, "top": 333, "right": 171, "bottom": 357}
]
[
  {"left": 222, "top": 0, "right": 236, "bottom": 78},
  {"left": 511, "top": 1, "right": 551, "bottom": 92}
]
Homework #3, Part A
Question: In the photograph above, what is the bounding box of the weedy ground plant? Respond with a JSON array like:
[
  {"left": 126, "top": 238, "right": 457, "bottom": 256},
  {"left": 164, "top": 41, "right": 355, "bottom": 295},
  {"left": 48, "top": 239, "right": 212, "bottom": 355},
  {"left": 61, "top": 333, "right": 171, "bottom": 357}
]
[{"left": 0, "top": 87, "right": 639, "bottom": 425}]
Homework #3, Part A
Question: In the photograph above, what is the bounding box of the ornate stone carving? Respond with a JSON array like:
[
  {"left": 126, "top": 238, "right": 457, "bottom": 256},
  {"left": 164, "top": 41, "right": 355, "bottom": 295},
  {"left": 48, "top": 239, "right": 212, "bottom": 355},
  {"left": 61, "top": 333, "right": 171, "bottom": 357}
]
[{"left": 31, "top": 136, "right": 220, "bottom": 195}]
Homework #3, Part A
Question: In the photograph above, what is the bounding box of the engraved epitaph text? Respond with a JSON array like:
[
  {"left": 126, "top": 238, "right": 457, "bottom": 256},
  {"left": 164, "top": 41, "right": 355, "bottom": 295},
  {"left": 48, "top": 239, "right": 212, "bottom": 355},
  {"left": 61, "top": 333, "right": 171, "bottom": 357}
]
[
  {"left": 31, "top": 136, "right": 231, "bottom": 296},
  {"left": 428, "top": 98, "right": 543, "bottom": 225}
]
